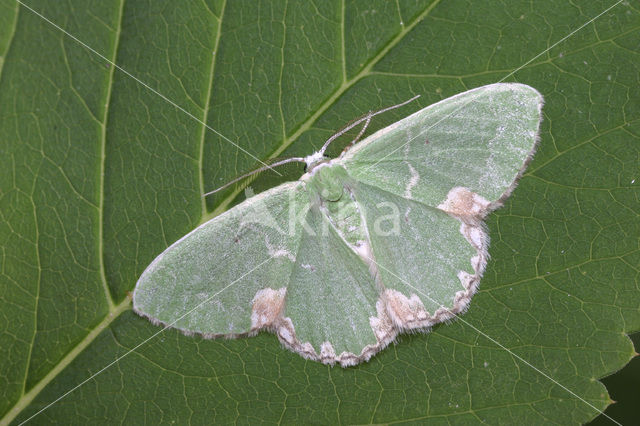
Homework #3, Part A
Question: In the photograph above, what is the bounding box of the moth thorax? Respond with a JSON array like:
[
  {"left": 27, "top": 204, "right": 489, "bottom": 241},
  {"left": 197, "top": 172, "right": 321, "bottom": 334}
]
[
  {"left": 322, "top": 184, "right": 367, "bottom": 249},
  {"left": 312, "top": 164, "right": 345, "bottom": 202}
]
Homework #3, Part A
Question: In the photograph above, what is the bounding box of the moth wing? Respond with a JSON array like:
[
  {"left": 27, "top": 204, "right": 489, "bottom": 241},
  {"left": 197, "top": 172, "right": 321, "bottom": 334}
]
[
  {"left": 349, "top": 181, "right": 487, "bottom": 329},
  {"left": 341, "top": 83, "right": 543, "bottom": 207},
  {"left": 339, "top": 83, "right": 543, "bottom": 329},
  {"left": 278, "top": 205, "right": 391, "bottom": 367},
  {"left": 133, "top": 182, "right": 307, "bottom": 337}
]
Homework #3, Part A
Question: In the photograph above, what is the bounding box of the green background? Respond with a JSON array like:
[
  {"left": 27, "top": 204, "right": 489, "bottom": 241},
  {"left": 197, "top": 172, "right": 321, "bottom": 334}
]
[{"left": 1, "top": 0, "right": 638, "bottom": 424}]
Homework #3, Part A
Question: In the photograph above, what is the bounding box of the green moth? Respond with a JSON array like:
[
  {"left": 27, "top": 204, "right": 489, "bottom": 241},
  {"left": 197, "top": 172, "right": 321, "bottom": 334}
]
[{"left": 133, "top": 83, "right": 544, "bottom": 367}]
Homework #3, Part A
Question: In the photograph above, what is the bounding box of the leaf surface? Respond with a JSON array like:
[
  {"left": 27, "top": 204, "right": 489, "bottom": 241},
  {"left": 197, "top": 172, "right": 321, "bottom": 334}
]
[{"left": 1, "top": 0, "right": 638, "bottom": 424}]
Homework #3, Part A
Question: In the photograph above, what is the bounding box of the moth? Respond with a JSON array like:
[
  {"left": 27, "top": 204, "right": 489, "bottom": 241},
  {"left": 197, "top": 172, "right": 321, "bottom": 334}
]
[{"left": 133, "top": 83, "right": 543, "bottom": 367}]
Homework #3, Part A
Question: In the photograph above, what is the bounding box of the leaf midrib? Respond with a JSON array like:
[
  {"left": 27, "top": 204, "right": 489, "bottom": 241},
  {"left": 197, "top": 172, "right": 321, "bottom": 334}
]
[
  {"left": 1, "top": 0, "right": 127, "bottom": 423},
  {"left": 2, "top": 299, "right": 132, "bottom": 425},
  {"left": 0, "top": 1, "right": 18, "bottom": 79},
  {"left": 198, "top": 0, "right": 227, "bottom": 218}
]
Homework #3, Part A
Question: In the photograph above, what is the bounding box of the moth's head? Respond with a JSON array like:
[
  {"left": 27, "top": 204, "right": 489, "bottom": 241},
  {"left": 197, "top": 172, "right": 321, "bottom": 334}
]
[{"left": 303, "top": 151, "right": 328, "bottom": 172}]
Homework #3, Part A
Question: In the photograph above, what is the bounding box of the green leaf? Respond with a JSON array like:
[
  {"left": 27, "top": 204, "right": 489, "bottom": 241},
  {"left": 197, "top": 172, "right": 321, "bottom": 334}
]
[{"left": 1, "top": 0, "right": 638, "bottom": 424}]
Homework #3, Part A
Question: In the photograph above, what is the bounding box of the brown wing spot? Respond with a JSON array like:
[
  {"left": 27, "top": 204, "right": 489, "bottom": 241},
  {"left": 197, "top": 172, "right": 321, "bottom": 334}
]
[
  {"left": 251, "top": 287, "right": 286, "bottom": 330},
  {"left": 437, "top": 187, "right": 490, "bottom": 219},
  {"left": 384, "top": 289, "right": 429, "bottom": 329},
  {"left": 369, "top": 299, "right": 395, "bottom": 342}
]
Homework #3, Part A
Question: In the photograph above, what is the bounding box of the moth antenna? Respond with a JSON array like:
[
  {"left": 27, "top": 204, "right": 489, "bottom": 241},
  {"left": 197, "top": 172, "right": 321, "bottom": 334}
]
[
  {"left": 203, "top": 157, "right": 306, "bottom": 197},
  {"left": 206, "top": 95, "right": 421, "bottom": 197},
  {"left": 320, "top": 95, "right": 420, "bottom": 155},
  {"left": 341, "top": 114, "right": 371, "bottom": 154}
]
